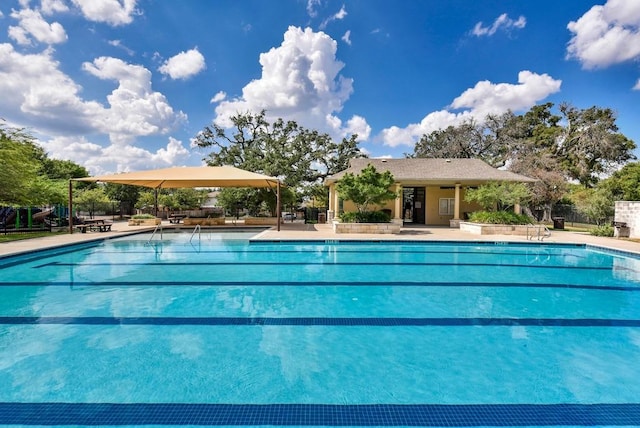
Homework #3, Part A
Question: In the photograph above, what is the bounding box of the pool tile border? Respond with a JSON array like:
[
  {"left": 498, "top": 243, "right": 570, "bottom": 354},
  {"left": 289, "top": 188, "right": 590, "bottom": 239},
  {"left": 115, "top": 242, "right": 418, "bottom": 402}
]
[{"left": 1, "top": 402, "right": 640, "bottom": 426}]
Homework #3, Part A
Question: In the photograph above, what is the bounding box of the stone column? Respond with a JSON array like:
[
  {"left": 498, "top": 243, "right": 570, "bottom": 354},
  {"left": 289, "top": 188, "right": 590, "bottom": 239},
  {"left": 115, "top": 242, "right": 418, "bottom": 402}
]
[
  {"left": 454, "top": 184, "right": 461, "bottom": 220},
  {"left": 395, "top": 184, "right": 403, "bottom": 220}
]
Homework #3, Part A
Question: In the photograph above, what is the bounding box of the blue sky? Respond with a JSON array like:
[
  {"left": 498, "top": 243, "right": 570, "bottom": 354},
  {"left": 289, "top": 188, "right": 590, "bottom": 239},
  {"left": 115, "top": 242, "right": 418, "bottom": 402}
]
[{"left": 1, "top": 0, "right": 639, "bottom": 175}]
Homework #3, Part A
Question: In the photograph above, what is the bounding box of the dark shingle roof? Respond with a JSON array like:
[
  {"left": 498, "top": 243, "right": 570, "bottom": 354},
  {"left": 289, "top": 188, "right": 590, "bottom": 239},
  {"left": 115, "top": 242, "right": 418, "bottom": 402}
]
[{"left": 325, "top": 158, "right": 536, "bottom": 184}]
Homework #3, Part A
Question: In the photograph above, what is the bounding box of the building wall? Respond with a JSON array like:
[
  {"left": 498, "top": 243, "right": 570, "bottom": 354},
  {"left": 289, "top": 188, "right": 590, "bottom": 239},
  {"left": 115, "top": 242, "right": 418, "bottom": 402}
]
[
  {"left": 614, "top": 201, "right": 640, "bottom": 238},
  {"left": 424, "top": 187, "right": 480, "bottom": 226},
  {"left": 338, "top": 185, "right": 482, "bottom": 225}
]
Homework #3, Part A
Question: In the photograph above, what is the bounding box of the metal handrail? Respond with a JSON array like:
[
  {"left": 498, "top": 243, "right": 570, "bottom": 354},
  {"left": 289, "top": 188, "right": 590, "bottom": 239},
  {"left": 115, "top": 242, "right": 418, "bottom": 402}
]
[
  {"left": 527, "top": 223, "right": 551, "bottom": 241},
  {"left": 145, "top": 224, "right": 163, "bottom": 245},
  {"left": 190, "top": 224, "right": 201, "bottom": 243}
]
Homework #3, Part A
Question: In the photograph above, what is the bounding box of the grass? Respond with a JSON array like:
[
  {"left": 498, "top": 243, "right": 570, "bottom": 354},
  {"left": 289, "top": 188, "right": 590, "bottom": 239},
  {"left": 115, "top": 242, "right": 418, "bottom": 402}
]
[{"left": 0, "top": 231, "right": 66, "bottom": 243}]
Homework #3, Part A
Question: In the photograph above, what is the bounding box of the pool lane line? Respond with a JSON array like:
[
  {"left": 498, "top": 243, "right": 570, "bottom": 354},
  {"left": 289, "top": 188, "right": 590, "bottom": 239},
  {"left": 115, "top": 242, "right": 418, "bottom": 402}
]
[
  {"left": 3, "top": 316, "right": 640, "bottom": 327},
  {"left": 1, "top": 280, "right": 638, "bottom": 292},
  {"left": 33, "top": 261, "right": 615, "bottom": 271},
  {"left": 0, "top": 402, "right": 639, "bottom": 426}
]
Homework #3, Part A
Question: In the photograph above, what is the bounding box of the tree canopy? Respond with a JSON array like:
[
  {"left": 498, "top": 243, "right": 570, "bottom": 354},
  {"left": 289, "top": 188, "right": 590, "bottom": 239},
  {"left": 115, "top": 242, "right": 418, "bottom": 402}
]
[
  {"left": 335, "top": 164, "right": 397, "bottom": 214},
  {"left": 194, "top": 110, "right": 365, "bottom": 196},
  {"left": 1, "top": 120, "right": 87, "bottom": 207},
  {"left": 412, "top": 102, "right": 636, "bottom": 221}
]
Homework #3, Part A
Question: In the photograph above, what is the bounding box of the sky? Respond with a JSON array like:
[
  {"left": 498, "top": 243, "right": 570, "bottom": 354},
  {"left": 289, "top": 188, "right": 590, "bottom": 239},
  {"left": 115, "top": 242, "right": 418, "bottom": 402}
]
[{"left": 1, "top": 0, "right": 639, "bottom": 176}]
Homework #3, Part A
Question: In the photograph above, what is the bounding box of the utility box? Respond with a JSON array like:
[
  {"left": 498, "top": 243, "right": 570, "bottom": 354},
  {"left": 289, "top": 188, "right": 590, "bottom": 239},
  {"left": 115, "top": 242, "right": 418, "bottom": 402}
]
[{"left": 552, "top": 217, "right": 565, "bottom": 230}]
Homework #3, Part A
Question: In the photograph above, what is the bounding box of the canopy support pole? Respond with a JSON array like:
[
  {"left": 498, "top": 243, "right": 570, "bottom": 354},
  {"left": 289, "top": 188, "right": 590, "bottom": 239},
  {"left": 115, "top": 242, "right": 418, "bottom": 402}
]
[
  {"left": 68, "top": 180, "right": 74, "bottom": 234},
  {"left": 154, "top": 188, "right": 159, "bottom": 217},
  {"left": 276, "top": 181, "right": 281, "bottom": 232}
]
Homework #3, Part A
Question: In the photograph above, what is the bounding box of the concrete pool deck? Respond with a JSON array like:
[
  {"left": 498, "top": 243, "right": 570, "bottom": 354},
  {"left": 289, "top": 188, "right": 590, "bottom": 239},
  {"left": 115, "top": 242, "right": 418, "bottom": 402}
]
[{"left": 1, "top": 219, "right": 639, "bottom": 258}]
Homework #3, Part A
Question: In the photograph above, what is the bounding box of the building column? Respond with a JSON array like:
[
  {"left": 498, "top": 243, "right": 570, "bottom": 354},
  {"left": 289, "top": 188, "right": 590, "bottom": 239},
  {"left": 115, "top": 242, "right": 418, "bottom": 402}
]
[
  {"left": 454, "top": 183, "right": 461, "bottom": 220},
  {"left": 327, "top": 184, "right": 335, "bottom": 221},
  {"left": 394, "top": 184, "right": 402, "bottom": 220}
]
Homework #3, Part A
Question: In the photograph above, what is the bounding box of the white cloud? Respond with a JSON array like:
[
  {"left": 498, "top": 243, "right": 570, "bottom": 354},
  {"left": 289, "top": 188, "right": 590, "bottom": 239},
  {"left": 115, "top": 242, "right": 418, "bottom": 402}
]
[
  {"left": 41, "top": 0, "right": 69, "bottom": 15},
  {"left": 43, "top": 135, "right": 191, "bottom": 175},
  {"left": 0, "top": 43, "right": 185, "bottom": 155},
  {"left": 108, "top": 39, "right": 135, "bottom": 56},
  {"left": 0, "top": 43, "right": 102, "bottom": 132},
  {"left": 320, "top": 5, "right": 347, "bottom": 29},
  {"left": 82, "top": 56, "right": 187, "bottom": 144},
  {"left": 213, "top": 26, "right": 367, "bottom": 142},
  {"left": 210, "top": 91, "right": 226, "bottom": 103},
  {"left": 70, "top": 0, "right": 138, "bottom": 26},
  {"left": 379, "top": 71, "right": 561, "bottom": 148},
  {"left": 634, "top": 79, "right": 640, "bottom": 90},
  {"left": 344, "top": 115, "right": 371, "bottom": 140},
  {"left": 8, "top": 7, "right": 67, "bottom": 45},
  {"left": 158, "top": 48, "right": 206, "bottom": 80},
  {"left": 472, "top": 13, "right": 526, "bottom": 37},
  {"left": 450, "top": 70, "right": 561, "bottom": 117},
  {"left": 342, "top": 30, "right": 351, "bottom": 46},
  {"left": 306, "top": 0, "right": 321, "bottom": 18},
  {"left": 152, "top": 137, "right": 191, "bottom": 165},
  {"left": 567, "top": 0, "right": 640, "bottom": 69},
  {"left": 42, "top": 135, "right": 105, "bottom": 168}
]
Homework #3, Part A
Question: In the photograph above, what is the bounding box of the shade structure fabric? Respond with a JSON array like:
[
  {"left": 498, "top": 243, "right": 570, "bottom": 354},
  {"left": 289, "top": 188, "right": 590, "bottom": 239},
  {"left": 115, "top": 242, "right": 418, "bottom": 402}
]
[
  {"left": 73, "top": 166, "right": 281, "bottom": 189},
  {"left": 69, "top": 166, "right": 282, "bottom": 233}
]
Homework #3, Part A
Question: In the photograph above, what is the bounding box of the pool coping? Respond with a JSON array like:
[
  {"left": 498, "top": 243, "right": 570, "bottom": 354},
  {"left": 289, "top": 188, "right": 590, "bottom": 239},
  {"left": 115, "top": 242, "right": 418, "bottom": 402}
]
[{"left": 1, "top": 220, "right": 639, "bottom": 259}]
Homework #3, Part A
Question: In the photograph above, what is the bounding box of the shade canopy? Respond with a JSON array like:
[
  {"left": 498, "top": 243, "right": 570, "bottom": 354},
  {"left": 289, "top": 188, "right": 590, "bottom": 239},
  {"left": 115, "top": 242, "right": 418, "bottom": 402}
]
[
  {"left": 69, "top": 165, "right": 282, "bottom": 233},
  {"left": 74, "top": 165, "right": 281, "bottom": 189}
]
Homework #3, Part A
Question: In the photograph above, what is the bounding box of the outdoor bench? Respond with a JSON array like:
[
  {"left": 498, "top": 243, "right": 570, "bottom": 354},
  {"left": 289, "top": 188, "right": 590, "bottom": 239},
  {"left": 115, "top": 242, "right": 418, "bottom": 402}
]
[{"left": 169, "top": 215, "right": 186, "bottom": 224}]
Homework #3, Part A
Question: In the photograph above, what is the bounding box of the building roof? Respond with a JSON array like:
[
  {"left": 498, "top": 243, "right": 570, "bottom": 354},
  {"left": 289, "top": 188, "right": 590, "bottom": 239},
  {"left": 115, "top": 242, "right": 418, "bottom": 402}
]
[{"left": 325, "top": 158, "right": 536, "bottom": 185}]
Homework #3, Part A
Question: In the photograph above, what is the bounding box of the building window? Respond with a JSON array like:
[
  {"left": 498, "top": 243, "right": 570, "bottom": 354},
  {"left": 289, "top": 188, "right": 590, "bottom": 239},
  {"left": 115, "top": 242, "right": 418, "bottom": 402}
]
[{"left": 439, "top": 198, "right": 455, "bottom": 216}]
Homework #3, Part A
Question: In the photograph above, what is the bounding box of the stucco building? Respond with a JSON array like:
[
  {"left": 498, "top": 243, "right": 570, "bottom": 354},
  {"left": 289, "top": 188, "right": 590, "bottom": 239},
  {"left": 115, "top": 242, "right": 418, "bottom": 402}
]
[{"left": 325, "top": 158, "right": 536, "bottom": 227}]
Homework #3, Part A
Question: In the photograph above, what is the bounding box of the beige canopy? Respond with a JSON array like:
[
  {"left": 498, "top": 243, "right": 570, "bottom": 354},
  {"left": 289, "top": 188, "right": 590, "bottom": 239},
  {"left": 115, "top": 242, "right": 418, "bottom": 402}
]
[
  {"left": 69, "top": 166, "right": 282, "bottom": 232},
  {"left": 74, "top": 165, "right": 281, "bottom": 188}
]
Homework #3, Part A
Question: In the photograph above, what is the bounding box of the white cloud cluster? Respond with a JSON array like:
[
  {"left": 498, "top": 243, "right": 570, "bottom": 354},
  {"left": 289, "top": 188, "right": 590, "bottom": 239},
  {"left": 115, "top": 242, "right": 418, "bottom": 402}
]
[
  {"left": 41, "top": 0, "right": 69, "bottom": 15},
  {"left": 159, "top": 48, "right": 206, "bottom": 80},
  {"left": 213, "top": 26, "right": 371, "bottom": 141},
  {"left": 0, "top": 43, "right": 188, "bottom": 170},
  {"left": 71, "top": 0, "right": 139, "bottom": 26},
  {"left": 8, "top": 7, "right": 67, "bottom": 45},
  {"left": 567, "top": 0, "right": 640, "bottom": 72},
  {"left": 43, "top": 135, "right": 190, "bottom": 175},
  {"left": 379, "top": 71, "right": 561, "bottom": 148},
  {"left": 0, "top": 0, "right": 195, "bottom": 174},
  {"left": 0, "top": 43, "right": 102, "bottom": 131},
  {"left": 451, "top": 70, "right": 561, "bottom": 117},
  {"left": 472, "top": 13, "right": 526, "bottom": 37},
  {"left": 82, "top": 56, "right": 187, "bottom": 144}
]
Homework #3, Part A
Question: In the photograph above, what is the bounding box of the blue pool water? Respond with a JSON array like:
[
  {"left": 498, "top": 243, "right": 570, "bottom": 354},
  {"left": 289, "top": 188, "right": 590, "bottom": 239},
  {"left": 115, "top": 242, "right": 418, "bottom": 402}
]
[{"left": 1, "top": 230, "right": 640, "bottom": 427}]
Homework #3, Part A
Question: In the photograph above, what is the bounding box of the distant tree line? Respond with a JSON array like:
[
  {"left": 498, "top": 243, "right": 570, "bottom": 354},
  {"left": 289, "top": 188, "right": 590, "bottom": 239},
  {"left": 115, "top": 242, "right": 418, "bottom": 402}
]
[{"left": 410, "top": 102, "right": 637, "bottom": 222}]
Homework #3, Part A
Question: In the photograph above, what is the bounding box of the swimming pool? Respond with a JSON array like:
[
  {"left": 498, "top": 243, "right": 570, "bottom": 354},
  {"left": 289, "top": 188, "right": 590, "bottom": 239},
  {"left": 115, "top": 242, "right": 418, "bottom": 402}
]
[{"left": 1, "top": 230, "right": 640, "bottom": 427}]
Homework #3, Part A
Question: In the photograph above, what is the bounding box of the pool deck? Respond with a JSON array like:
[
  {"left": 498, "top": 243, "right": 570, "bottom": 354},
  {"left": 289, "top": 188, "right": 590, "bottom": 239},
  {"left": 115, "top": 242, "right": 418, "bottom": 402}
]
[{"left": 1, "top": 219, "right": 639, "bottom": 258}]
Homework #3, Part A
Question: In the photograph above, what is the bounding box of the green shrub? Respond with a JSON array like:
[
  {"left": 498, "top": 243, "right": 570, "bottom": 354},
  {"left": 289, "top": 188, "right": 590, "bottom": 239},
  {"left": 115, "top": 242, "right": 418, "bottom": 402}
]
[
  {"left": 589, "top": 225, "right": 614, "bottom": 237},
  {"left": 339, "top": 210, "right": 391, "bottom": 223},
  {"left": 468, "top": 211, "right": 532, "bottom": 225},
  {"left": 132, "top": 214, "right": 156, "bottom": 219}
]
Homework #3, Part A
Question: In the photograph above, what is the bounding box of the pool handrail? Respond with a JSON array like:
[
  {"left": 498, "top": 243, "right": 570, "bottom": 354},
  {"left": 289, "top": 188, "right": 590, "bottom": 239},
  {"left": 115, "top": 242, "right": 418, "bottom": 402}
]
[{"left": 145, "top": 224, "right": 163, "bottom": 245}]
